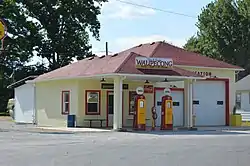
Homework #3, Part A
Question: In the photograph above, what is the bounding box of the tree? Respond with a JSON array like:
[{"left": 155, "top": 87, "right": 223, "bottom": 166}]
[
  {"left": 18, "top": 0, "right": 108, "bottom": 70},
  {"left": 0, "top": 0, "right": 107, "bottom": 113},
  {"left": 184, "top": 0, "right": 250, "bottom": 79},
  {"left": 0, "top": 0, "right": 41, "bottom": 113}
]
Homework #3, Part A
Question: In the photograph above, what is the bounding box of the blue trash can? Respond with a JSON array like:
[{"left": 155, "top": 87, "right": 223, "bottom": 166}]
[{"left": 67, "top": 115, "right": 76, "bottom": 127}]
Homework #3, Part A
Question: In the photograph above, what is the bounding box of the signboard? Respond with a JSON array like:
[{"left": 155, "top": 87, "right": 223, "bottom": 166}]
[
  {"left": 163, "top": 88, "right": 171, "bottom": 96},
  {"left": 194, "top": 71, "right": 212, "bottom": 77},
  {"left": 144, "top": 85, "right": 153, "bottom": 93},
  {"left": 136, "top": 87, "right": 144, "bottom": 95},
  {"left": 135, "top": 56, "right": 173, "bottom": 69},
  {"left": 0, "top": 19, "right": 7, "bottom": 40},
  {"left": 101, "top": 83, "right": 128, "bottom": 90}
]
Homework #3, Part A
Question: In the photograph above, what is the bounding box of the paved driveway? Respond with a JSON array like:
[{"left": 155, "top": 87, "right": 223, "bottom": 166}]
[{"left": 1, "top": 119, "right": 250, "bottom": 166}]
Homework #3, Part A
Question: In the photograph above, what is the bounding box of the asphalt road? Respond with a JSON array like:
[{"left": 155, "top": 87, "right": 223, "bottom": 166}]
[{"left": 1, "top": 121, "right": 250, "bottom": 166}]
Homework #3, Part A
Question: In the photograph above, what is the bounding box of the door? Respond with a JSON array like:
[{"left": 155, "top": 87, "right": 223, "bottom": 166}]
[
  {"left": 15, "top": 84, "right": 34, "bottom": 124},
  {"left": 155, "top": 89, "right": 184, "bottom": 127},
  {"left": 193, "top": 81, "right": 226, "bottom": 126},
  {"left": 107, "top": 91, "right": 114, "bottom": 127},
  {"left": 172, "top": 91, "right": 184, "bottom": 126}
]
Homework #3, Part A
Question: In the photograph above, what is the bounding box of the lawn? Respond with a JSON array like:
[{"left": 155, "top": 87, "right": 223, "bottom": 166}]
[{"left": 0, "top": 112, "right": 9, "bottom": 116}]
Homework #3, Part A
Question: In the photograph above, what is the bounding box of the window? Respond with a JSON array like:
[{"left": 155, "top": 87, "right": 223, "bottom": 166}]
[
  {"left": 61, "top": 91, "right": 70, "bottom": 115},
  {"left": 108, "top": 93, "right": 114, "bottom": 115},
  {"left": 249, "top": 92, "right": 250, "bottom": 104},
  {"left": 129, "top": 91, "right": 137, "bottom": 115},
  {"left": 236, "top": 93, "right": 241, "bottom": 108},
  {"left": 86, "top": 90, "right": 101, "bottom": 115}
]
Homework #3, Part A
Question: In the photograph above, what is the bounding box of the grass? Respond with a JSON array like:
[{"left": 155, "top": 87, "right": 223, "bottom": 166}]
[{"left": 0, "top": 112, "right": 9, "bottom": 116}]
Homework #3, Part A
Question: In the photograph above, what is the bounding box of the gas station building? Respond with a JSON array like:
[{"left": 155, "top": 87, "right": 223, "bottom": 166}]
[{"left": 28, "top": 41, "right": 243, "bottom": 130}]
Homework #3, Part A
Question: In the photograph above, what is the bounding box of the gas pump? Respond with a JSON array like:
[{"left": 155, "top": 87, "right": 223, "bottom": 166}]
[
  {"left": 161, "top": 88, "right": 173, "bottom": 130},
  {"left": 133, "top": 87, "right": 146, "bottom": 131}
]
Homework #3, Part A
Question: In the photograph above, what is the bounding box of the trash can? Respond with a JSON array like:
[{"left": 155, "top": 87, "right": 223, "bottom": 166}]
[{"left": 67, "top": 115, "right": 76, "bottom": 127}]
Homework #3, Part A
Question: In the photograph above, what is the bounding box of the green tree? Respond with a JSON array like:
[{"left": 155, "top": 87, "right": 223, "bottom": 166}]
[
  {"left": 18, "top": 0, "right": 108, "bottom": 70},
  {"left": 184, "top": 0, "right": 250, "bottom": 78},
  {"left": 0, "top": 0, "right": 41, "bottom": 113},
  {"left": 0, "top": 0, "right": 107, "bottom": 113}
]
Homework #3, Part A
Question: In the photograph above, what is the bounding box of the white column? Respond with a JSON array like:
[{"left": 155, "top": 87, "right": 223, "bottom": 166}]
[
  {"left": 184, "top": 79, "right": 194, "bottom": 128},
  {"left": 189, "top": 80, "right": 193, "bottom": 128},
  {"left": 113, "top": 76, "right": 123, "bottom": 130},
  {"left": 184, "top": 80, "right": 190, "bottom": 127}
]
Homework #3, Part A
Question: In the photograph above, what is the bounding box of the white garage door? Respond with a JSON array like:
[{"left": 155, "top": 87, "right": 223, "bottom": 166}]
[
  {"left": 193, "top": 81, "right": 225, "bottom": 126},
  {"left": 155, "top": 89, "right": 184, "bottom": 127},
  {"left": 14, "top": 84, "right": 34, "bottom": 124}
]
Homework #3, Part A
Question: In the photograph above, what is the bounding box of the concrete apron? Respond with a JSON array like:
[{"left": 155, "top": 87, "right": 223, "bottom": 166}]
[{"left": 34, "top": 126, "right": 250, "bottom": 134}]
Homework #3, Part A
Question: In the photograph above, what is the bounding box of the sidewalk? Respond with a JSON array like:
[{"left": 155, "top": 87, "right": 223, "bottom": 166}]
[
  {"left": 36, "top": 127, "right": 112, "bottom": 133},
  {"left": 198, "top": 126, "right": 250, "bottom": 131},
  {"left": 35, "top": 126, "right": 250, "bottom": 134}
]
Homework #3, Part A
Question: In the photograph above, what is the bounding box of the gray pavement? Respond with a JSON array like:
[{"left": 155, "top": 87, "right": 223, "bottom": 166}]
[{"left": 1, "top": 119, "right": 250, "bottom": 166}]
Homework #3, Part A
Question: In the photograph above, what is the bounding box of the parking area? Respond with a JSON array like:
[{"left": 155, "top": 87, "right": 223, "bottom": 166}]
[{"left": 1, "top": 119, "right": 250, "bottom": 166}]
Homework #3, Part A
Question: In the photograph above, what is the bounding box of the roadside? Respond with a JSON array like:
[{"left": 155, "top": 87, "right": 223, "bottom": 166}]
[{"left": 2, "top": 117, "right": 250, "bottom": 135}]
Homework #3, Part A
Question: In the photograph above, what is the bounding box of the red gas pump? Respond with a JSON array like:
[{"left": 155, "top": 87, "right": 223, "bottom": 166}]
[
  {"left": 161, "top": 88, "right": 173, "bottom": 130},
  {"left": 133, "top": 87, "right": 146, "bottom": 131}
]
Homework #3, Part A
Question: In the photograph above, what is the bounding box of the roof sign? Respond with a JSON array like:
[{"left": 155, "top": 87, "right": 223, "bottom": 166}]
[
  {"left": 0, "top": 19, "right": 7, "bottom": 40},
  {"left": 136, "top": 87, "right": 144, "bottom": 95},
  {"left": 135, "top": 56, "right": 173, "bottom": 69}
]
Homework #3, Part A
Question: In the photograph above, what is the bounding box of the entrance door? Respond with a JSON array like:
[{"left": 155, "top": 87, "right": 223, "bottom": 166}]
[{"left": 107, "top": 91, "right": 114, "bottom": 127}]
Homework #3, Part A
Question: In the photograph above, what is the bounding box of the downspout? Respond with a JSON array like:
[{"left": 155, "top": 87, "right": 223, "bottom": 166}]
[{"left": 33, "top": 83, "right": 37, "bottom": 125}]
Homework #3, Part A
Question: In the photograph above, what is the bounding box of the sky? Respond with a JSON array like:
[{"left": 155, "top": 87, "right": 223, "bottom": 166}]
[
  {"left": 90, "top": 0, "right": 213, "bottom": 55},
  {"left": 29, "top": 0, "right": 213, "bottom": 65}
]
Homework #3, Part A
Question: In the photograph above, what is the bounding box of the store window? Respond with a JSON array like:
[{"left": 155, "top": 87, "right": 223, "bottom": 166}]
[
  {"left": 61, "top": 91, "right": 70, "bottom": 115},
  {"left": 86, "top": 90, "right": 101, "bottom": 115},
  {"left": 129, "top": 91, "right": 137, "bottom": 115}
]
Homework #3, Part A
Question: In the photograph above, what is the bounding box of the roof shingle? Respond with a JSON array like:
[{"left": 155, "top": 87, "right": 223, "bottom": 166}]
[{"left": 34, "top": 41, "right": 242, "bottom": 81}]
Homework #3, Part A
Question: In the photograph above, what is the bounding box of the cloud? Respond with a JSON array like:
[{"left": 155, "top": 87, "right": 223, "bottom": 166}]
[
  {"left": 101, "top": 0, "right": 155, "bottom": 19},
  {"left": 113, "top": 35, "right": 187, "bottom": 51}
]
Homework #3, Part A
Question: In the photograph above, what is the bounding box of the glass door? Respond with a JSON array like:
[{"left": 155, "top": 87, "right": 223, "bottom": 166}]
[{"left": 107, "top": 92, "right": 114, "bottom": 127}]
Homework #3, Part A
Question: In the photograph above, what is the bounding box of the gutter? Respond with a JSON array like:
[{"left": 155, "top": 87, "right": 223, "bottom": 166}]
[
  {"left": 175, "top": 65, "right": 245, "bottom": 71},
  {"left": 26, "top": 73, "right": 205, "bottom": 84}
]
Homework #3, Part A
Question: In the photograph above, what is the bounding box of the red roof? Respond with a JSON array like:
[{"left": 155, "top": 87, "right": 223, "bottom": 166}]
[
  {"left": 34, "top": 41, "right": 242, "bottom": 81},
  {"left": 121, "top": 41, "right": 242, "bottom": 69}
]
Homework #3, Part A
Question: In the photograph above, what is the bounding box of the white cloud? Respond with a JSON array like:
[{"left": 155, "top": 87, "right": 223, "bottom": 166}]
[
  {"left": 101, "top": 0, "right": 155, "bottom": 19},
  {"left": 113, "top": 35, "right": 187, "bottom": 51}
]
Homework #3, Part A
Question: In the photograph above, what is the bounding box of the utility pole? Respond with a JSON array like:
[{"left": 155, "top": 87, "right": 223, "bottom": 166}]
[{"left": 105, "top": 42, "right": 108, "bottom": 56}]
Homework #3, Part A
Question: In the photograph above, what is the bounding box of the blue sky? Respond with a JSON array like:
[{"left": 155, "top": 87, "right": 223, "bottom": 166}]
[
  {"left": 29, "top": 0, "right": 213, "bottom": 65},
  {"left": 90, "top": 0, "right": 213, "bottom": 55}
]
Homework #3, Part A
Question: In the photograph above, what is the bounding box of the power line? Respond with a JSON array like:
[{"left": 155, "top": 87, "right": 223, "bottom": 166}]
[{"left": 115, "top": 0, "right": 197, "bottom": 19}]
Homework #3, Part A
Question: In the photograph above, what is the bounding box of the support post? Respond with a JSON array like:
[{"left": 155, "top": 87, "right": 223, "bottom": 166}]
[
  {"left": 184, "top": 79, "right": 195, "bottom": 129},
  {"left": 189, "top": 80, "right": 193, "bottom": 128},
  {"left": 113, "top": 76, "right": 123, "bottom": 130},
  {"left": 184, "top": 80, "right": 190, "bottom": 127}
]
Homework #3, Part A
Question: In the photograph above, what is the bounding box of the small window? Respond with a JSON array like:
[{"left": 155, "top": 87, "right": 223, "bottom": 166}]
[
  {"left": 249, "top": 92, "right": 250, "bottom": 104},
  {"left": 61, "top": 91, "right": 70, "bottom": 115},
  {"left": 193, "top": 100, "right": 199, "bottom": 105},
  {"left": 86, "top": 90, "right": 101, "bottom": 115},
  {"left": 217, "top": 101, "right": 224, "bottom": 105},
  {"left": 129, "top": 91, "right": 137, "bottom": 115},
  {"left": 157, "top": 101, "right": 162, "bottom": 106},
  {"left": 236, "top": 93, "right": 241, "bottom": 108},
  {"left": 173, "top": 101, "right": 180, "bottom": 106}
]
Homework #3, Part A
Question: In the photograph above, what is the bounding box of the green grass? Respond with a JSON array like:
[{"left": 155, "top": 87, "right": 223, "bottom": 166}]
[{"left": 0, "top": 112, "right": 10, "bottom": 116}]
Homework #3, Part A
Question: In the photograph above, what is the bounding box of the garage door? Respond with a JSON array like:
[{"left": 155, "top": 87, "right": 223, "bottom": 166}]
[
  {"left": 155, "top": 89, "right": 184, "bottom": 127},
  {"left": 14, "top": 84, "right": 34, "bottom": 124},
  {"left": 193, "top": 81, "right": 225, "bottom": 126}
]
